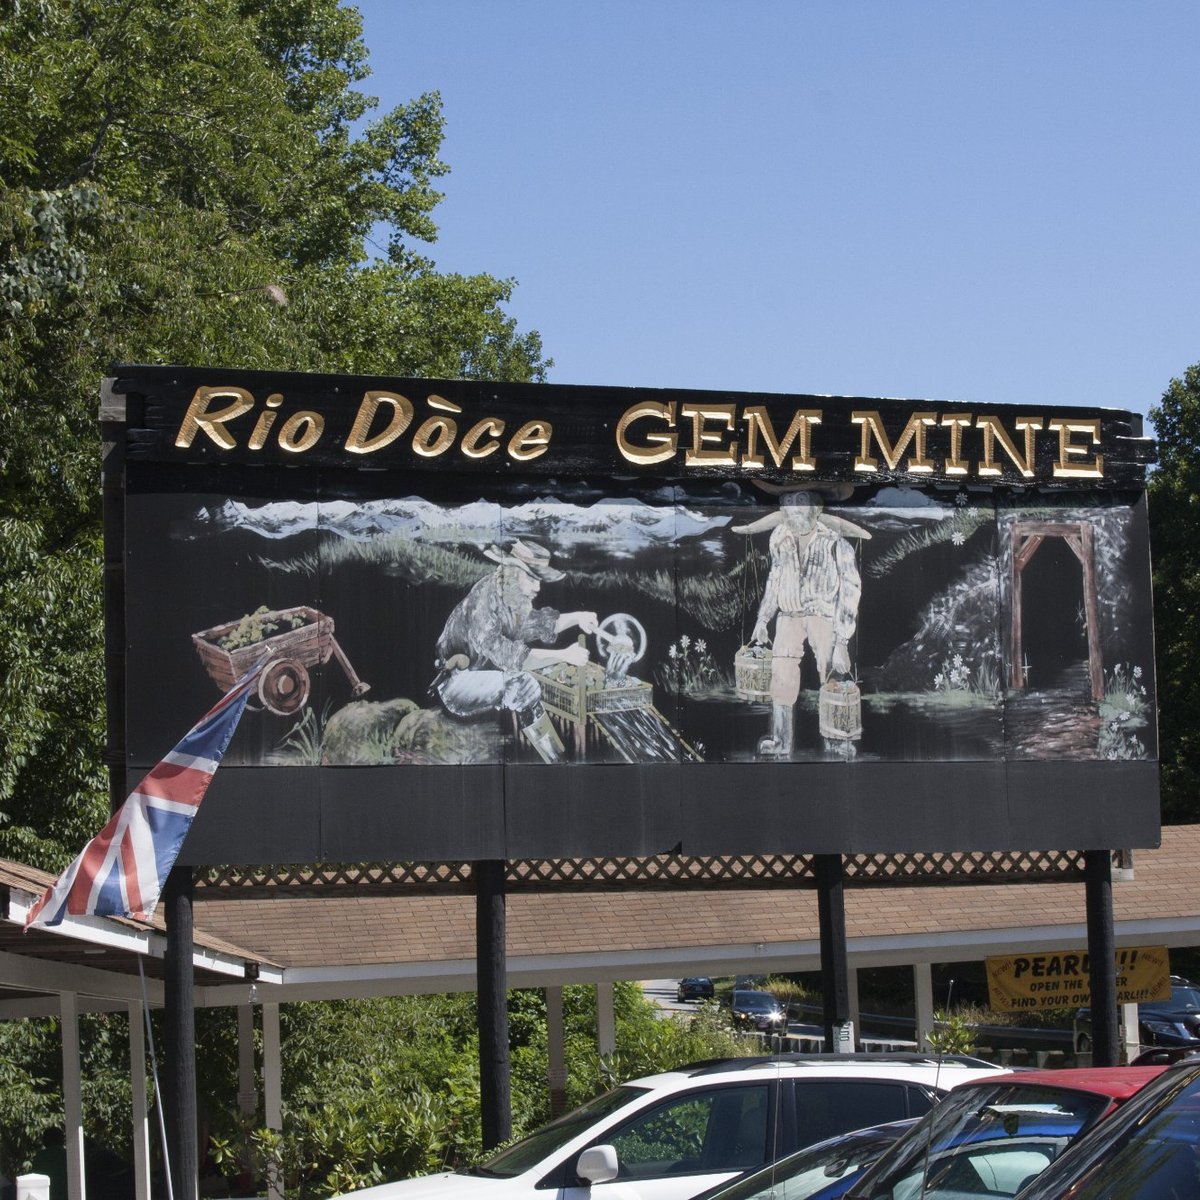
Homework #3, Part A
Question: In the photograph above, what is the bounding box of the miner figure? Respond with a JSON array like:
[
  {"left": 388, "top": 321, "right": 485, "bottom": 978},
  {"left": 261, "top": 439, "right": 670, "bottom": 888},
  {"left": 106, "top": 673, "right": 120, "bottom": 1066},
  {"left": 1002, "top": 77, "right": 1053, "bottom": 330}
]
[
  {"left": 733, "top": 491, "right": 866, "bottom": 757},
  {"left": 433, "top": 540, "right": 597, "bottom": 763}
]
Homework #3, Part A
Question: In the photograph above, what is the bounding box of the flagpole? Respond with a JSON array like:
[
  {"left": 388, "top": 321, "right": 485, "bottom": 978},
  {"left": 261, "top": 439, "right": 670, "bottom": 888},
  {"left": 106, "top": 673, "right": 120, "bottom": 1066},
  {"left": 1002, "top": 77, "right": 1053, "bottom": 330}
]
[{"left": 137, "top": 959, "right": 175, "bottom": 1200}]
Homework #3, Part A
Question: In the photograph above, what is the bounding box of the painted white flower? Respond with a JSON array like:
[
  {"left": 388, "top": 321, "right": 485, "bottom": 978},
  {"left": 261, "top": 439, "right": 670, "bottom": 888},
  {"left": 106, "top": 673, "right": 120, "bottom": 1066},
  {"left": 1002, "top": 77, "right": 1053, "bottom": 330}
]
[
  {"left": 1133, "top": 665, "right": 1143, "bottom": 679},
  {"left": 934, "top": 672, "right": 945, "bottom": 689},
  {"left": 668, "top": 644, "right": 678, "bottom": 659},
  {"left": 696, "top": 639, "right": 707, "bottom": 653},
  {"left": 953, "top": 653, "right": 964, "bottom": 668},
  {"left": 951, "top": 531, "right": 966, "bottom": 546}
]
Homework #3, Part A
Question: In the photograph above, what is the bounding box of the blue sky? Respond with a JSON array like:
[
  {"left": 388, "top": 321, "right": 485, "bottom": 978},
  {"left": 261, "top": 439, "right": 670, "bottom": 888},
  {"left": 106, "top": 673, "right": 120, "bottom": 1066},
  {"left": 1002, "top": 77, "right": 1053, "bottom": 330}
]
[{"left": 354, "top": 1, "right": 1198, "bottom": 420}]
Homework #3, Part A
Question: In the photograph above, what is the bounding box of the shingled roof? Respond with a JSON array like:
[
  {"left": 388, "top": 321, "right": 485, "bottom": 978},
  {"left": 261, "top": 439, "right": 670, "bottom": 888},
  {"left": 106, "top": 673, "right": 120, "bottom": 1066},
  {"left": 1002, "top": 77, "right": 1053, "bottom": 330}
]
[{"left": 4, "top": 829, "right": 1197, "bottom": 1011}]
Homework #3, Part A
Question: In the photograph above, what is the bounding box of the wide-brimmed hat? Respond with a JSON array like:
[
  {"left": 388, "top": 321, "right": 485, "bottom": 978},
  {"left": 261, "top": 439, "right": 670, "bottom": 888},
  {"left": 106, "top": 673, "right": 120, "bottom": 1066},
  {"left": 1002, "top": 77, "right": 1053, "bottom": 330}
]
[{"left": 482, "top": 540, "right": 565, "bottom": 582}]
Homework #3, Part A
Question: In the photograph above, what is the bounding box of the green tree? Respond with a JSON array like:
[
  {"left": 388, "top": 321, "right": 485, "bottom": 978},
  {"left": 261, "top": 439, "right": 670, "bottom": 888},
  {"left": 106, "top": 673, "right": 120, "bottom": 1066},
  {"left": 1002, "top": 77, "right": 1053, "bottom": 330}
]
[
  {"left": 0, "top": 0, "right": 547, "bottom": 867},
  {"left": 1149, "top": 363, "right": 1200, "bottom": 823},
  {"left": 206, "top": 984, "right": 761, "bottom": 1199}
]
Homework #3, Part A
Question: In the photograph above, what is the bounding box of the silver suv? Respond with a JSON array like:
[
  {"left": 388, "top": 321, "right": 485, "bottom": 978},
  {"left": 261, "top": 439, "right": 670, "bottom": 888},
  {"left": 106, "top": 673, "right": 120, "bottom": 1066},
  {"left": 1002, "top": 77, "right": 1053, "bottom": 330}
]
[{"left": 341, "top": 1054, "right": 1007, "bottom": 1199}]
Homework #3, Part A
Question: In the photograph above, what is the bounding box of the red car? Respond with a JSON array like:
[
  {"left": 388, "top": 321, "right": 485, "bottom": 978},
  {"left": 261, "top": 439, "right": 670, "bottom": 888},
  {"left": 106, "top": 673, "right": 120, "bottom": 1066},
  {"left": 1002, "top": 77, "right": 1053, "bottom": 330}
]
[{"left": 845, "top": 1066, "right": 1166, "bottom": 1200}]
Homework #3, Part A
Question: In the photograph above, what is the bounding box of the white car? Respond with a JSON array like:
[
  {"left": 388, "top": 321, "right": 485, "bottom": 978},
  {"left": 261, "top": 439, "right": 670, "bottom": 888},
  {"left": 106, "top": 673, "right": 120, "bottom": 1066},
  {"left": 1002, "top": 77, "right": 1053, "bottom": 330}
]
[{"left": 339, "top": 1054, "right": 1007, "bottom": 1199}]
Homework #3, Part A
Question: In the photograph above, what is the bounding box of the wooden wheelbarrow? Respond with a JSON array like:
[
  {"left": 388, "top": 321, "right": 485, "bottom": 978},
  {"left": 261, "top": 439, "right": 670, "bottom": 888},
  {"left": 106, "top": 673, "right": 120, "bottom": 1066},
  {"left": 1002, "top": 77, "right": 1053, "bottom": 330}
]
[{"left": 192, "top": 605, "right": 370, "bottom": 716}]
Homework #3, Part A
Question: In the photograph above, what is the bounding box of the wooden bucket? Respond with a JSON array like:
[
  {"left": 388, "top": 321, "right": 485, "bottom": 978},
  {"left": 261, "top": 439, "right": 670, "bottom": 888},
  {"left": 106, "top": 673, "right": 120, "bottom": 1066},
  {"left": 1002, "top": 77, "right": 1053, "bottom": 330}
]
[
  {"left": 819, "top": 679, "right": 862, "bottom": 741},
  {"left": 734, "top": 645, "right": 772, "bottom": 702}
]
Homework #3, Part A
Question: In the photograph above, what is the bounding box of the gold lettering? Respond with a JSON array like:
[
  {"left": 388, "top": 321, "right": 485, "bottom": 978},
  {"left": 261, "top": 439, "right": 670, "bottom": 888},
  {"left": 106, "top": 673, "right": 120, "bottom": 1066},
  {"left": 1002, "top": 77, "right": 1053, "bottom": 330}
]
[
  {"left": 940, "top": 413, "right": 973, "bottom": 475},
  {"left": 277, "top": 412, "right": 323, "bottom": 453},
  {"left": 741, "top": 407, "right": 820, "bottom": 470},
  {"left": 1048, "top": 418, "right": 1104, "bottom": 479},
  {"left": 616, "top": 402, "right": 678, "bottom": 464},
  {"left": 508, "top": 420, "right": 552, "bottom": 462},
  {"left": 345, "top": 391, "right": 414, "bottom": 454},
  {"left": 413, "top": 416, "right": 456, "bottom": 457},
  {"left": 175, "top": 386, "right": 255, "bottom": 449},
  {"left": 852, "top": 411, "right": 937, "bottom": 472},
  {"left": 248, "top": 393, "right": 284, "bottom": 451},
  {"left": 462, "top": 417, "right": 505, "bottom": 459},
  {"left": 680, "top": 403, "right": 739, "bottom": 466},
  {"left": 426, "top": 393, "right": 463, "bottom": 414},
  {"left": 976, "top": 415, "right": 1043, "bottom": 478}
]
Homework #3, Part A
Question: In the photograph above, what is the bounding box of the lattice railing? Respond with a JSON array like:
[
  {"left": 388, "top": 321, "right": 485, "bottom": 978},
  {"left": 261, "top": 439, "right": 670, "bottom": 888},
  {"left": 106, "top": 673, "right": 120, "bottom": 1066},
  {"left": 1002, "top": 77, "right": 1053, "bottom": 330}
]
[{"left": 195, "top": 848, "right": 1094, "bottom": 896}]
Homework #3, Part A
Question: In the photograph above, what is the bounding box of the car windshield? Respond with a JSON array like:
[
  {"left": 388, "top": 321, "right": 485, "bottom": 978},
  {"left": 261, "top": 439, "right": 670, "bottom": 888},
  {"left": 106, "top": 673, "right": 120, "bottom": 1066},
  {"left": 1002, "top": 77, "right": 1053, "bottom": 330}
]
[
  {"left": 708, "top": 1127, "right": 911, "bottom": 1200},
  {"left": 1145, "top": 985, "right": 1200, "bottom": 1013},
  {"left": 472, "top": 1085, "right": 649, "bottom": 1178},
  {"left": 737, "top": 994, "right": 778, "bottom": 1011},
  {"left": 848, "top": 1081, "right": 1112, "bottom": 1199}
]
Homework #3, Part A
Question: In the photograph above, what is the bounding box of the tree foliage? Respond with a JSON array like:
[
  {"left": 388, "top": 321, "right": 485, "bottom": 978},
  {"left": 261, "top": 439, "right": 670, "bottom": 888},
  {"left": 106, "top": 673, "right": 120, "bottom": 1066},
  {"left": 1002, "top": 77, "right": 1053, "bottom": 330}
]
[
  {"left": 1149, "top": 363, "right": 1200, "bottom": 823},
  {"left": 0, "top": 0, "right": 547, "bottom": 866}
]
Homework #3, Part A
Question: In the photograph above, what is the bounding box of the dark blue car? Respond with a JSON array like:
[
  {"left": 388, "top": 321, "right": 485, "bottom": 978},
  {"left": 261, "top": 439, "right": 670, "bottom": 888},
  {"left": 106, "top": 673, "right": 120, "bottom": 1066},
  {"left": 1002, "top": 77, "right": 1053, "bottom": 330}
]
[{"left": 692, "top": 1120, "right": 917, "bottom": 1200}]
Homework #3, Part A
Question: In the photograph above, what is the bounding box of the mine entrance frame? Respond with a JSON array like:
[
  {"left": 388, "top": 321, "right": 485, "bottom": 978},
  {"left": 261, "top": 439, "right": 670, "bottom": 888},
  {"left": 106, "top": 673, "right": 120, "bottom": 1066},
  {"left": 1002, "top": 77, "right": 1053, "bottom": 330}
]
[{"left": 1009, "top": 520, "right": 1104, "bottom": 701}]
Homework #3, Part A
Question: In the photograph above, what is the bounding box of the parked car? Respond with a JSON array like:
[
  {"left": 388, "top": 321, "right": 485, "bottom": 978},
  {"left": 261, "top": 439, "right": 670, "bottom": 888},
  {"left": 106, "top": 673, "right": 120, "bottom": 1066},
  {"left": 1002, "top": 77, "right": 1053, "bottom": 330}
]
[
  {"left": 845, "top": 1065, "right": 1165, "bottom": 1200},
  {"left": 731, "top": 990, "right": 787, "bottom": 1034},
  {"left": 1013, "top": 1058, "right": 1200, "bottom": 1198},
  {"left": 678, "top": 977, "right": 716, "bottom": 1003},
  {"left": 338, "top": 1054, "right": 1007, "bottom": 1198},
  {"left": 692, "top": 1119, "right": 917, "bottom": 1200},
  {"left": 1073, "top": 974, "right": 1200, "bottom": 1053}
]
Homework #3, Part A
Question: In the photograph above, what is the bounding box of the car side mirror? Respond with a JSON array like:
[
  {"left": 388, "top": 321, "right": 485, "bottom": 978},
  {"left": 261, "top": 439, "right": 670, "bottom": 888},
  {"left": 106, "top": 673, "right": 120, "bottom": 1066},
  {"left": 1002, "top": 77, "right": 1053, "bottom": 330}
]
[{"left": 577, "top": 1145, "right": 619, "bottom": 1185}]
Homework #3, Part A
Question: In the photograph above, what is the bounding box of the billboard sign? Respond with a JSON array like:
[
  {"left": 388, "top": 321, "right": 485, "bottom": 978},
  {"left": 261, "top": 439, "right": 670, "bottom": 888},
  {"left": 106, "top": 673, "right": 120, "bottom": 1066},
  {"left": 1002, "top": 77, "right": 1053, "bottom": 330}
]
[
  {"left": 986, "top": 947, "right": 1172, "bottom": 1011},
  {"left": 112, "top": 367, "right": 1158, "bottom": 864}
]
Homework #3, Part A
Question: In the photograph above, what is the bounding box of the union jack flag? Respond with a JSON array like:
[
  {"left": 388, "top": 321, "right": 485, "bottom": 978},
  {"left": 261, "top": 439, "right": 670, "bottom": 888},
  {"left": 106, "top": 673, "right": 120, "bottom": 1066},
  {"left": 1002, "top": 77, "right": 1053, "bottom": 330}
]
[{"left": 25, "top": 667, "right": 261, "bottom": 929}]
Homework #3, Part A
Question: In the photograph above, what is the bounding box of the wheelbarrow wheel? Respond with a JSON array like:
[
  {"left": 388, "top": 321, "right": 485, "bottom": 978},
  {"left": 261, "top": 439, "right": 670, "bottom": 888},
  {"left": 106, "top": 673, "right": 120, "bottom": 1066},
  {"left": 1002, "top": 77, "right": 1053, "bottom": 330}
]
[{"left": 259, "top": 659, "right": 311, "bottom": 716}]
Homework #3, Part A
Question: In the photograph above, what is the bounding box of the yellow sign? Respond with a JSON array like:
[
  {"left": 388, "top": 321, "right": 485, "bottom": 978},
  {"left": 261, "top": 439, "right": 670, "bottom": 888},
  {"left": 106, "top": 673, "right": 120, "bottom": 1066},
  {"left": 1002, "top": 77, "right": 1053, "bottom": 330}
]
[{"left": 986, "top": 946, "right": 1172, "bottom": 1012}]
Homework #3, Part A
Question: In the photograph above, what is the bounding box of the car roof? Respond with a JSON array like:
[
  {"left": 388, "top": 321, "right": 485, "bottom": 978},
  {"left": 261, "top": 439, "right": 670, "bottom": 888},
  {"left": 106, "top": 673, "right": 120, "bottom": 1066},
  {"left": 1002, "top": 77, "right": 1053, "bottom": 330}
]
[
  {"left": 630, "top": 1054, "right": 1007, "bottom": 1089},
  {"left": 957, "top": 1065, "right": 1165, "bottom": 1101}
]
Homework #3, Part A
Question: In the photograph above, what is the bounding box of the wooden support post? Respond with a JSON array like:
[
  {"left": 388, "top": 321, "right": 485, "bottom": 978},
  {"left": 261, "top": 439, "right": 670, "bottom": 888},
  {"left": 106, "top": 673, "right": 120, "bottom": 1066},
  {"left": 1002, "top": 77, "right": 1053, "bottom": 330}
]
[
  {"left": 128, "top": 999, "right": 152, "bottom": 1200},
  {"left": 816, "top": 854, "right": 852, "bottom": 1052},
  {"left": 1085, "top": 850, "right": 1119, "bottom": 1067},
  {"left": 596, "top": 982, "right": 616, "bottom": 1060},
  {"left": 60, "top": 991, "right": 85, "bottom": 1200},
  {"left": 914, "top": 963, "right": 936, "bottom": 1052},
  {"left": 262, "top": 1002, "right": 283, "bottom": 1200},
  {"left": 475, "top": 860, "right": 511, "bottom": 1150},
  {"left": 164, "top": 866, "right": 198, "bottom": 1200},
  {"left": 546, "top": 987, "right": 567, "bottom": 1117}
]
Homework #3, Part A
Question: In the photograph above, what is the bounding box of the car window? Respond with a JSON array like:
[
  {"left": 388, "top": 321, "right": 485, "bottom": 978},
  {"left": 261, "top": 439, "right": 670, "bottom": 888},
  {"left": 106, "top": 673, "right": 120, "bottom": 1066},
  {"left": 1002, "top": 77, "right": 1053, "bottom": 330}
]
[
  {"left": 478, "top": 1085, "right": 650, "bottom": 1177},
  {"left": 794, "top": 1083, "right": 924, "bottom": 1147},
  {"left": 603, "top": 1084, "right": 773, "bottom": 1180}
]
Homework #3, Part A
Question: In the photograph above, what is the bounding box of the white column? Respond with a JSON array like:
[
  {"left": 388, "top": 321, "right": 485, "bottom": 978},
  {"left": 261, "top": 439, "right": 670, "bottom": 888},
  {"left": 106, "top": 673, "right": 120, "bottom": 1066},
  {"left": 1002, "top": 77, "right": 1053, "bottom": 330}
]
[
  {"left": 126, "top": 1001, "right": 151, "bottom": 1200},
  {"left": 914, "top": 963, "right": 936, "bottom": 1052},
  {"left": 546, "top": 987, "right": 567, "bottom": 1116},
  {"left": 596, "top": 982, "right": 616, "bottom": 1060},
  {"left": 60, "top": 991, "right": 85, "bottom": 1200},
  {"left": 1120, "top": 1001, "right": 1141, "bottom": 1064},
  {"left": 847, "top": 967, "right": 861, "bottom": 1047},
  {"left": 262, "top": 1002, "right": 283, "bottom": 1200},
  {"left": 237, "top": 1004, "right": 258, "bottom": 1118}
]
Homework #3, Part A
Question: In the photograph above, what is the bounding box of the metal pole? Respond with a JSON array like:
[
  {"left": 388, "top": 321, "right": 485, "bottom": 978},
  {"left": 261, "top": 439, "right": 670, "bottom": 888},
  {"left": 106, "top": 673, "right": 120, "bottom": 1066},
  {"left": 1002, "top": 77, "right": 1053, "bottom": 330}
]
[
  {"left": 1085, "top": 849, "right": 1119, "bottom": 1067},
  {"left": 475, "top": 860, "right": 511, "bottom": 1149},
  {"left": 164, "top": 866, "right": 198, "bottom": 1200},
  {"left": 816, "top": 854, "right": 851, "bottom": 1051},
  {"left": 99, "top": 379, "right": 127, "bottom": 819}
]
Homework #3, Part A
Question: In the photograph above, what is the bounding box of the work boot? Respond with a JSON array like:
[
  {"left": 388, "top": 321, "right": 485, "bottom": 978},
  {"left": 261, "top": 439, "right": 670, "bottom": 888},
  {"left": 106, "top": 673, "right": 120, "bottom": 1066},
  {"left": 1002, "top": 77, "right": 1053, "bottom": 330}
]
[
  {"left": 522, "top": 711, "right": 565, "bottom": 763},
  {"left": 758, "top": 703, "right": 794, "bottom": 758}
]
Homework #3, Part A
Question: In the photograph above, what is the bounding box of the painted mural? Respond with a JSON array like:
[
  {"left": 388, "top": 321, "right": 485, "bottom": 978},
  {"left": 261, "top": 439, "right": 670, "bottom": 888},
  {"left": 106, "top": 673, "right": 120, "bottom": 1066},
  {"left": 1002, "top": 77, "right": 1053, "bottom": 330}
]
[{"left": 125, "top": 481, "right": 1155, "bottom": 769}]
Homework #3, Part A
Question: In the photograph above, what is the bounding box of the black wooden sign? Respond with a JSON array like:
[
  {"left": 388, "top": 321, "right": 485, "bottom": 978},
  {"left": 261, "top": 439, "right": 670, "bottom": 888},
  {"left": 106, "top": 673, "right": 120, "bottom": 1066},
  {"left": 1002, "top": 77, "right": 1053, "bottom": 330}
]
[{"left": 110, "top": 366, "right": 1160, "bottom": 863}]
